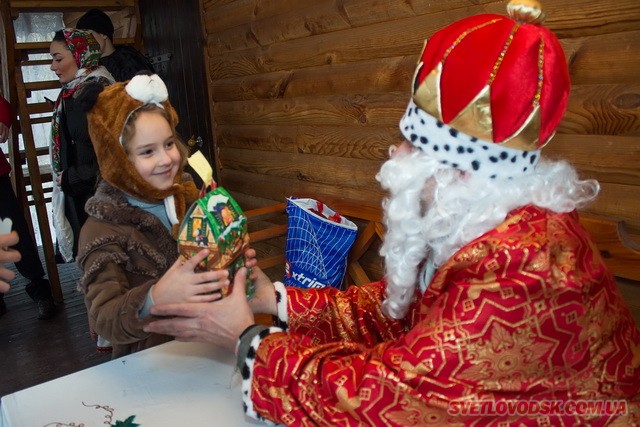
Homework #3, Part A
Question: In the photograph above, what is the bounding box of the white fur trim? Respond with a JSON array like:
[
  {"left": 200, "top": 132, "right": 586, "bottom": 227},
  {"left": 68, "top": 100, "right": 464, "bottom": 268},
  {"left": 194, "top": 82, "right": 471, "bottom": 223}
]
[
  {"left": 273, "top": 281, "right": 288, "bottom": 327},
  {"left": 241, "top": 326, "right": 282, "bottom": 423},
  {"left": 164, "top": 196, "right": 178, "bottom": 225},
  {"left": 400, "top": 99, "right": 541, "bottom": 179},
  {"left": 125, "top": 74, "right": 168, "bottom": 105}
]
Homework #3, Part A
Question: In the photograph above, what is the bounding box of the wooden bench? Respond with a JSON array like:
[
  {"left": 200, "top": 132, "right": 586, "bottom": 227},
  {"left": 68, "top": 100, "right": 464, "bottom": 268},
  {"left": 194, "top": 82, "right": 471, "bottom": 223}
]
[
  {"left": 245, "top": 199, "right": 640, "bottom": 285},
  {"left": 245, "top": 197, "right": 385, "bottom": 286},
  {"left": 579, "top": 215, "right": 640, "bottom": 282},
  {"left": 245, "top": 198, "right": 640, "bottom": 329}
]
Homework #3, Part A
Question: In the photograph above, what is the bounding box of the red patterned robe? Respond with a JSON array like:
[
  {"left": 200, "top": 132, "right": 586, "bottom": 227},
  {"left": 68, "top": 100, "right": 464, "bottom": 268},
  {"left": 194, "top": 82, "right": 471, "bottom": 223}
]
[{"left": 242, "top": 206, "right": 640, "bottom": 426}]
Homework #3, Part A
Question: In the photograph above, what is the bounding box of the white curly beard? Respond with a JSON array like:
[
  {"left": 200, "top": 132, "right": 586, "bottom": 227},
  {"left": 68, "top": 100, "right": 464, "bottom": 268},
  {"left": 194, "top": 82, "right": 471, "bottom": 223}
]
[{"left": 376, "top": 149, "right": 599, "bottom": 320}]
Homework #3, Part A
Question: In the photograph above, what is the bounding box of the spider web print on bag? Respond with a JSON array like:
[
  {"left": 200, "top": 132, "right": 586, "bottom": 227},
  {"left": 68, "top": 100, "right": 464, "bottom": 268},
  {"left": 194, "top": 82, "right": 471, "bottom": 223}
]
[{"left": 284, "top": 198, "right": 358, "bottom": 289}]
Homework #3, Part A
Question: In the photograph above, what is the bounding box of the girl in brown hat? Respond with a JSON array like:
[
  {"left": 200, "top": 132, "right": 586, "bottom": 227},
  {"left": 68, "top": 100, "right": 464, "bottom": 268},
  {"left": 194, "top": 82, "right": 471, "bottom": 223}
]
[{"left": 77, "top": 73, "right": 231, "bottom": 357}]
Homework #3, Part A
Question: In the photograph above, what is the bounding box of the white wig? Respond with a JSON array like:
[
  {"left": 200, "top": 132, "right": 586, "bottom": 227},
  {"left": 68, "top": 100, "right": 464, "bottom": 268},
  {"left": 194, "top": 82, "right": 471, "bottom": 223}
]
[{"left": 376, "top": 149, "right": 599, "bottom": 320}]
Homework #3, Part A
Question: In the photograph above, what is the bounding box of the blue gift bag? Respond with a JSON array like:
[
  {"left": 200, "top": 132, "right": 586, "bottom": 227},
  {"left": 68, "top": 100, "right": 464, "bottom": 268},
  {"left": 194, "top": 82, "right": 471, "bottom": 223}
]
[{"left": 284, "top": 198, "right": 358, "bottom": 289}]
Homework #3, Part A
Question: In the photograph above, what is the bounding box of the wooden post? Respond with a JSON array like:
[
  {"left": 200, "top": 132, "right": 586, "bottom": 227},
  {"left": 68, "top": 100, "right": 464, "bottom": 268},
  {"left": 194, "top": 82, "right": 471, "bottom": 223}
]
[{"left": 14, "top": 65, "right": 62, "bottom": 303}]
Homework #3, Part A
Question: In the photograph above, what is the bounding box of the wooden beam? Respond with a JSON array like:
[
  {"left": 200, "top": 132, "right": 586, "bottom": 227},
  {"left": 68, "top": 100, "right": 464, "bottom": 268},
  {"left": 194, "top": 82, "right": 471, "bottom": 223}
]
[
  {"left": 346, "top": 261, "right": 370, "bottom": 286},
  {"left": 580, "top": 214, "right": 640, "bottom": 281},
  {"left": 9, "top": 1, "right": 135, "bottom": 12},
  {"left": 27, "top": 115, "right": 53, "bottom": 125},
  {"left": 26, "top": 101, "right": 53, "bottom": 115},
  {"left": 256, "top": 254, "right": 286, "bottom": 270},
  {"left": 245, "top": 202, "right": 286, "bottom": 220},
  {"left": 249, "top": 224, "right": 287, "bottom": 244},
  {"left": 24, "top": 80, "right": 62, "bottom": 91},
  {"left": 14, "top": 38, "right": 135, "bottom": 51}
]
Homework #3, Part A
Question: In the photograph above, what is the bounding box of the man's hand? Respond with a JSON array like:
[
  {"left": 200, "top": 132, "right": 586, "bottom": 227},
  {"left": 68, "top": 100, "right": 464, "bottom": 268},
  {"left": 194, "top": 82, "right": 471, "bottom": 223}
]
[
  {"left": 247, "top": 266, "right": 277, "bottom": 316},
  {"left": 242, "top": 248, "right": 278, "bottom": 315},
  {"left": 145, "top": 267, "right": 256, "bottom": 352}
]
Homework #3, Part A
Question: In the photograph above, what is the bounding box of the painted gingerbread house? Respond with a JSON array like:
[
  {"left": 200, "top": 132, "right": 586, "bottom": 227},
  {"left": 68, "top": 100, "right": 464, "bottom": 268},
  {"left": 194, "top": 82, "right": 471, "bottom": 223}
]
[{"left": 177, "top": 187, "right": 252, "bottom": 297}]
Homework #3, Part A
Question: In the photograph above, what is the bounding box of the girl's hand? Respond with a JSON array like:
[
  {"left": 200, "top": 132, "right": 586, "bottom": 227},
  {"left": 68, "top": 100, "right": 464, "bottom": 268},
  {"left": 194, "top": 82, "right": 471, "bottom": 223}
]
[
  {"left": 145, "top": 267, "right": 255, "bottom": 351},
  {"left": 152, "top": 249, "right": 230, "bottom": 305}
]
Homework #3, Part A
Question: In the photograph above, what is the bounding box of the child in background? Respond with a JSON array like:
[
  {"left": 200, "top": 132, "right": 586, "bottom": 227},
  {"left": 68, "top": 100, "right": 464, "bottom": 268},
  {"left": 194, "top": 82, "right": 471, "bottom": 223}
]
[{"left": 77, "top": 74, "right": 231, "bottom": 358}]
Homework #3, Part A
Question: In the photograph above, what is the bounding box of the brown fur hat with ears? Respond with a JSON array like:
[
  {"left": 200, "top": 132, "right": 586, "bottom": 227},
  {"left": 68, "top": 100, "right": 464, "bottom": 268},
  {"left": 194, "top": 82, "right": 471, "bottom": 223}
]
[{"left": 87, "top": 73, "right": 198, "bottom": 232}]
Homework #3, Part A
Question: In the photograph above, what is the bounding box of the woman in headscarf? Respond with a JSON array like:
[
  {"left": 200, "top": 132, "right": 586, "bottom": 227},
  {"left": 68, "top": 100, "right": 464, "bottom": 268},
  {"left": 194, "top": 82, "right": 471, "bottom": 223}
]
[{"left": 49, "top": 29, "right": 114, "bottom": 261}]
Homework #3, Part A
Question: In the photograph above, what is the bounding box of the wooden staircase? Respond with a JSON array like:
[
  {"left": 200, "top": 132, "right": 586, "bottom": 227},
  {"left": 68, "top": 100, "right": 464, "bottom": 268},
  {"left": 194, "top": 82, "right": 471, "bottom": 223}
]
[{"left": 0, "top": 0, "right": 144, "bottom": 302}]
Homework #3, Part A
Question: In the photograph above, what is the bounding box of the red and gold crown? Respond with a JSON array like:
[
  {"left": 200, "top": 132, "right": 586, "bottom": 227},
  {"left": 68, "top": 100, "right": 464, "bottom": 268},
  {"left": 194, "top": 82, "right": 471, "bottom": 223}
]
[{"left": 400, "top": 0, "right": 570, "bottom": 178}]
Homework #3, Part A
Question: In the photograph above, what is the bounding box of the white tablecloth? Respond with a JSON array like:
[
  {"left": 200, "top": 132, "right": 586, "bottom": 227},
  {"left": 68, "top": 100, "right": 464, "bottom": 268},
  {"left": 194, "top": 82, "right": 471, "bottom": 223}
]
[{"left": 0, "top": 341, "right": 264, "bottom": 426}]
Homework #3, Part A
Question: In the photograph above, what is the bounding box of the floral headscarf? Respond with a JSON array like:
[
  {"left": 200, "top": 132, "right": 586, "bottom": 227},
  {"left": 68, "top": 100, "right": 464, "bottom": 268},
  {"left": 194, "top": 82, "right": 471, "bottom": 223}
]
[
  {"left": 65, "top": 29, "right": 102, "bottom": 70},
  {"left": 50, "top": 28, "right": 111, "bottom": 174}
]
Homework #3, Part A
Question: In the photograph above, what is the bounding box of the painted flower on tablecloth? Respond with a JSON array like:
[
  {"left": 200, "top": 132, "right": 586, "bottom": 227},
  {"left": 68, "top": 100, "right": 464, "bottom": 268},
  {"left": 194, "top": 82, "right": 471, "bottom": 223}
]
[
  {"left": 42, "top": 403, "right": 141, "bottom": 427},
  {"left": 112, "top": 415, "right": 140, "bottom": 427}
]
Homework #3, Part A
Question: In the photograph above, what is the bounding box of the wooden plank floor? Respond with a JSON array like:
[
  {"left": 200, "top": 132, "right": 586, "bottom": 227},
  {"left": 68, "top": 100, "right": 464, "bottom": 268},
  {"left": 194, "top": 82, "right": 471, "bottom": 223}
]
[{"left": 0, "top": 254, "right": 110, "bottom": 398}]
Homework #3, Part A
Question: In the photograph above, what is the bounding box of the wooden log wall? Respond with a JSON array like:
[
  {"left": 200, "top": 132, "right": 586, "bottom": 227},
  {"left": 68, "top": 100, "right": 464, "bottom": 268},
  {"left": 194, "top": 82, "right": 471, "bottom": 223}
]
[{"left": 200, "top": 0, "right": 640, "bottom": 243}]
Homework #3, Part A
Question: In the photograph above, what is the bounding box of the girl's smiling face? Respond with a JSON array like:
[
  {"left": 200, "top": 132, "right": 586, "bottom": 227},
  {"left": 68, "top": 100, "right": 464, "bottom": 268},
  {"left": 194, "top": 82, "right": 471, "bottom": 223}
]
[
  {"left": 126, "top": 110, "right": 181, "bottom": 191},
  {"left": 49, "top": 40, "right": 78, "bottom": 84}
]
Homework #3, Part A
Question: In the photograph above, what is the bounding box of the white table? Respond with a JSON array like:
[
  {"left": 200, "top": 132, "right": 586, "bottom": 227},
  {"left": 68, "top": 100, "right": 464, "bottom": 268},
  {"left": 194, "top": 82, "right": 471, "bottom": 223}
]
[{"left": 1, "top": 341, "right": 264, "bottom": 426}]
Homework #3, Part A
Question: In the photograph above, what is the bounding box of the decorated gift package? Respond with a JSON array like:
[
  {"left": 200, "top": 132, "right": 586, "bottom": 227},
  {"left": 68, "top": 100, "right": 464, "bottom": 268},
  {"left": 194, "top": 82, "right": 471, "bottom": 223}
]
[{"left": 177, "top": 151, "right": 254, "bottom": 299}]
